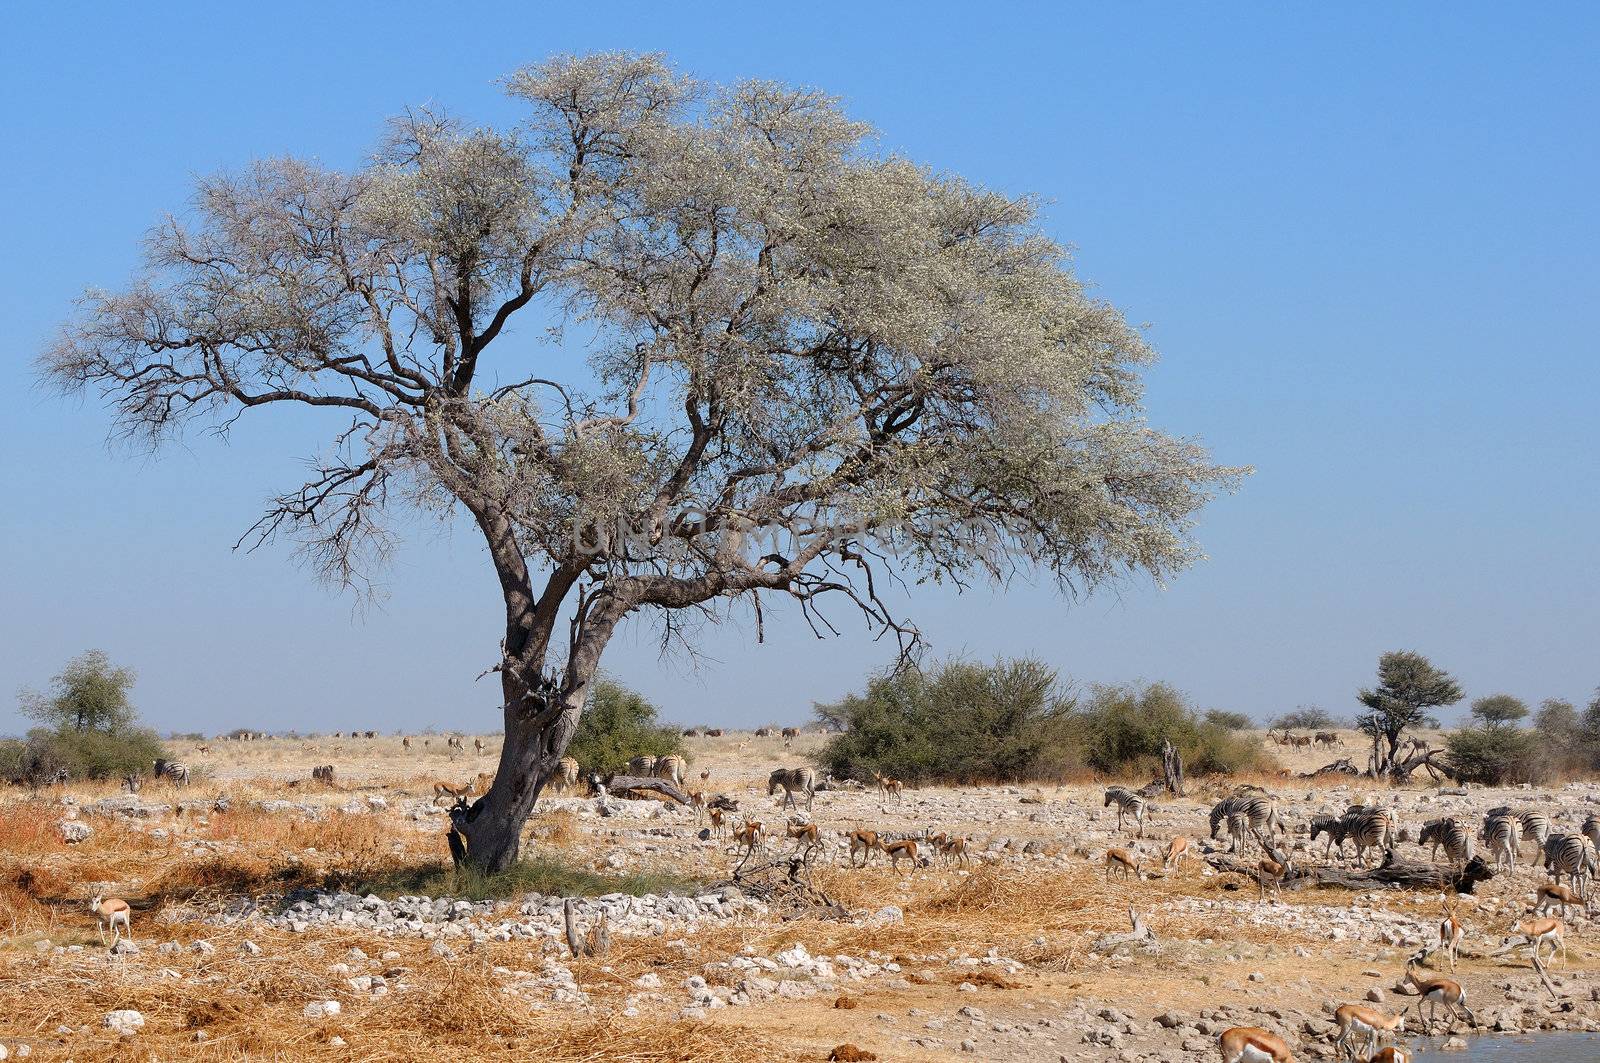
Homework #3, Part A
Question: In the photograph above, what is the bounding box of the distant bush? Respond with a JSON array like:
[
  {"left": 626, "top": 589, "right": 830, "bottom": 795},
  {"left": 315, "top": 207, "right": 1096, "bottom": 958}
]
[
  {"left": 1445, "top": 726, "right": 1544, "bottom": 785},
  {"left": 564, "top": 678, "right": 685, "bottom": 777},
  {"left": 14, "top": 725, "right": 168, "bottom": 782},
  {"left": 814, "top": 658, "right": 1074, "bottom": 785},
  {"left": 1203, "top": 709, "right": 1252, "bottom": 731},
  {"left": 814, "top": 660, "right": 1270, "bottom": 785},
  {"left": 1077, "top": 683, "right": 1266, "bottom": 778}
]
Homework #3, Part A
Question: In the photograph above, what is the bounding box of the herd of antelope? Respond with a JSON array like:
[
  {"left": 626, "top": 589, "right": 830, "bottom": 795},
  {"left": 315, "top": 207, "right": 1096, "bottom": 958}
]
[{"left": 1093, "top": 782, "right": 1600, "bottom": 1062}]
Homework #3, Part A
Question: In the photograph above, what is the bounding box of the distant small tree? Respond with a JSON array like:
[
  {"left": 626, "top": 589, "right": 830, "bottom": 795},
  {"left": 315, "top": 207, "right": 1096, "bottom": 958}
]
[
  {"left": 1446, "top": 727, "right": 1543, "bottom": 786},
  {"left": 11, "top": 651, "right": 166, "bottom": 782},
  {"left": 1470, "top": 693, "right": 1528, "bottom": 730},
  {"left": 1356, "top": 650, "right": 1463, "bottom": 776},
  {"left": 1271, "top": 706, "right": 1334, "bottom": 731},
  {"left": 1536, "top": 698, "right": 1579, "bottom": 740},
  {"left": 19, "top": 649, "right": 137, "bottom": 733},
  {"left": 1204, "top": 709, "right": 1252, "bottom": 731}
]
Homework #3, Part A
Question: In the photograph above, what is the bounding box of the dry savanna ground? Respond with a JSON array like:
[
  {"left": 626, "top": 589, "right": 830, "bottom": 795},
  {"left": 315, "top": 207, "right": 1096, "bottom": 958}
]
[{"left": 1, "top": 728, "right": 1597, "bottom": 1062}]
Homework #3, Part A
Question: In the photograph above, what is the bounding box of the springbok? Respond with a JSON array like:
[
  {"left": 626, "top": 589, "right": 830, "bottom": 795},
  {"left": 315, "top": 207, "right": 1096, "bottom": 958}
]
[
  {"left": 872, "top": 772, "right": 904, "bottom": 804},
  {"left": 708, "top": 807, "right": 726, "bottom": 839},
  {"left": 433, "top": 779, "right": 472, "bottom": 803},
  {"left": 1368, "top": 1049, "right": 1411, "bottom": 1063},
  {"left": 1217, "top": 1026, "right": 1294, "bottom": 1063},
  {"left": 1501, "top": 916, "right": 1566, "bottom": 967},
  {"left": 1164, "top": 836, "right": 1191, "bottom": 870},
  {"left": 938, "top": 835, "right": 971, "bottom": 867},
  {"left": 1105, "top": 847, "right": 1139, "bottom": 882},
  {"left": 473, "top": 737, "right": 484, "bottom": 756},
  {"left": 1438, "top": 894, "right": 1464, "bottom": 971},
  {"left": 91, "top": 895, "right": 132, "bottom": 946},
  {"left": 1332, "top": 1003, "right": 1404, "bottom": 1061},
  {"left": 1536, "top": 882, "right": 1582, "bottom": 917},
  {"left": 733, "top": 820, "right": 765, "bottom": 858},
  {"left": 402, "top": 736, "right": 412, "bottom": 750},
  {"left": 846, "top": 829, "right": 881, "bottom": 867},
  {"left": 786, "top": 819, "right": 820, "bottom": 853},
  {"left": 883, "top": 837, "right": 918, "bottom": 872},
  {"left": 1401, "top": 962, "right": 1475, "bottom": 1033}
]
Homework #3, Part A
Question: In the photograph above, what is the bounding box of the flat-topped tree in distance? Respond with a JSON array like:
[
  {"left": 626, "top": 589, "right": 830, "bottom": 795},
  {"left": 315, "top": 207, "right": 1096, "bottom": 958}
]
[
  {"left": 41, "top": 52, "right": 1242, "bottom": 871},
  {"left": 1356, "top": 650, "right": 1463, "bottom": 777}
]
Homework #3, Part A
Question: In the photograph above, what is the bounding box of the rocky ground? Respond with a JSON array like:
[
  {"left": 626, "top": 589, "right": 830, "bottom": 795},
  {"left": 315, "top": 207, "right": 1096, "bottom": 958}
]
[{"left": 3, "top": 729, "right": 1599, "bottom": 1061}]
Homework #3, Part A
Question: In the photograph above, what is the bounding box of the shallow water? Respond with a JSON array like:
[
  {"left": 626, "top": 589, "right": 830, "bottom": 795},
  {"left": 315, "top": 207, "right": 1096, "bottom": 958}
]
[{"left": 1413, "top": 1033, "right": 1600, "bottom": 1060}]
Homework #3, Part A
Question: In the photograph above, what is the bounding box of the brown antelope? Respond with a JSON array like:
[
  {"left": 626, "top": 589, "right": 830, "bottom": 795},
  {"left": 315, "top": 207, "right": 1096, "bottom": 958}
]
[
  {"left": 90, "top": 895, "right": 132, "bottom": 946},
  {"left": 1332, "top": 1003, "right": 1405, "bottom": 1061},
  {"left": 846, "top": 828, "right": 881, "bottom": 867},
  {"left": 688, "top": 789, "right": 706, "bottom": 823},
  {"left": 1401, "top": 962, "right": 1475, "bottom": 1033},
  {"left": 402, "top": 736, "right": 412, "bottom": 750},
  {"left": 1256, "top": 855, "right": 1286, "bottom": 900},
  {"left": 1369, "top": 1049, "right": 1411, "bottom": 1063},
  {"left": 1503, "top": 915, "right": 1566, "bottom": 967},
  {"left": 786, "top": 820, "right": 820, "bottom": 852},
  {"left": 939, "top": 835, "right": 971, "bottom": 867},
  {"left": 473, "top": 737, "right": 485, "bottom": 756},
  {"left": 1217, "top": 1026, "right": 1294, "bottom": 1063},
  {"left": 708, "top": 806, "right": 726, "bottom": 839},
  {"left": 1105, "top": 847, "right": 1139, "bottom": 882},
  {"left": 699, "top": 768, "right": 711, "bottom": 782},
  {"left": 1437, "top": 894, "right": 1464, "bottom": 971},
  {"left": 733, "top": 820, "right": 765, "bottom": 857},
  {"left": 433, "top": 779, "right": 472, "bottom": 803},
  {"left": 475, "top": 772, "right": 493, "bottom": 793},
  {"left": 883, "top": 837, "right": 918, "bottom": 872},
  {"left": 872, "top": 772, "right": 904, "bottom": 803},
  {"left": 1164, "top": 835, "right": 1191, "bottom": 869},
  {"left": 1536, "top": 881, "right": 1582, "bottom": 917}
]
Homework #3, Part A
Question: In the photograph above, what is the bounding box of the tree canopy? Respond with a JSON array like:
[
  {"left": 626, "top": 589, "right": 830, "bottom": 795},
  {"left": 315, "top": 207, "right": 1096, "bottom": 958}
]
[
  {"left": 1356, "top": 650, "right": 1463, "bottom": 774},
  {"left": 1469, "top": 693, "right": 1529, "bottom": 729},
  {"left": 42, "top": 52, "right": 1241, "bottom": 871},
  {"left": 19, "top": 649, "right": 138, "bottom": 733}
]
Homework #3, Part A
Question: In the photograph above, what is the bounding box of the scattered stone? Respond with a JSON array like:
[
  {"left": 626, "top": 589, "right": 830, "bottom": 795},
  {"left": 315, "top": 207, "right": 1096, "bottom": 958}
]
[{"left": 105, "top": 1010, "right": 145, "bottom": 1036}]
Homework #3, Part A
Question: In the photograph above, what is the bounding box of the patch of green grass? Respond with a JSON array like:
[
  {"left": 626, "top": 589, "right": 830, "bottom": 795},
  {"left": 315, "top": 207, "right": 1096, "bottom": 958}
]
[{"left": 345, "top": 855, "right": 702, "bottom": 901}]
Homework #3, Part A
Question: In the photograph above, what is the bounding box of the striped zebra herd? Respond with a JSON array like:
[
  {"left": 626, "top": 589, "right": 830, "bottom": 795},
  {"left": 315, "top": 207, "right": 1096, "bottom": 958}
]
[{"left": 1094, "top": 784, "right": 1600, "bottom": 1062}]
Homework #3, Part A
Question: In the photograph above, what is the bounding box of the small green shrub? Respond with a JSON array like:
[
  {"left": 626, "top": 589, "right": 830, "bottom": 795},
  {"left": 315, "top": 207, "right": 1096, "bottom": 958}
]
[{"left": 564, "top": 678, "right": 685, "bottom": 776}]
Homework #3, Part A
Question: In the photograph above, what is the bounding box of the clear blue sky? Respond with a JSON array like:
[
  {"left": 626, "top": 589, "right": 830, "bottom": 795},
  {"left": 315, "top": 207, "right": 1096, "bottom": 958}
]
[{"left": 3, "top": 4, "right": 1596, "bottom": 736}]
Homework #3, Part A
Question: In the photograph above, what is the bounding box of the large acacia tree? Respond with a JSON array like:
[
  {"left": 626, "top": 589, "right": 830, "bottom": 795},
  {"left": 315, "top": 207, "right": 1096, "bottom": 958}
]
[{"left": 42, "top": 54, "right": 1240, "bottom": 870}]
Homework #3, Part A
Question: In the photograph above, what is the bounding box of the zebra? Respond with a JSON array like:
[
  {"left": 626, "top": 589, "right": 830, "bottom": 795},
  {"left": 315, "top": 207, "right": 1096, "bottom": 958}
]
[
  {"left": 1345, "top": 808, "right": 1393, "bottom": 868},
  {"left": 1421, "top": 817, "right": 1473, "bottom": 866},
  {"left": 1481, "top": 815, "right": 1518, "bottom": 871},
  {"left": 153, "top": 759, "right": 190, "bottom": 786},
  {"left": 1225, "top": 811, "right": 1252, "bottom": 855},
  {"left": 626, "top": 754, "right": 659, "bottom": 777},
  {"left": 1309, "top": 814, "right": 1353, "bottom": 861},
  {"left": 1544, "top": 833, "right": 1596, "bottom": 901},
  {"left": 654, "top": 754, "right": 686, "bottom": 787},
  {"left": 1104, "top": 787, "right": 1147, "bottom": 838},
  {"left": 1582, "top": 813, "right": 1600, "bottom": 857},
  {"left": 768, "top": 767, "right": 816, "bottom": 811},
  {"left": 1519, "top": 810, "right": 1553, "bottom": 867},
  {"left": 1209, "top": 796, "right": 1281, "bottom": 852}
]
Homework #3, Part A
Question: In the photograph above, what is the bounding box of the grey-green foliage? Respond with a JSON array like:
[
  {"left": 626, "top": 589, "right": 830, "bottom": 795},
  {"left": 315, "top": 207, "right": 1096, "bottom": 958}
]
[
  {"left": 1469, "top": 693, "right": 1529, "bottom": 729},
  {"left": 562, "top": 677, "right": 685, "bottom": 778},
  {"left": 19, "top": 649, "right": 138, "bottom": 732},
  {"left": 1075, "top": 682, "right": 1263, "bottom": 777},
  {"left": 1271, "top": 705, "right": 1335, "bottom": 731},
  {"left": 7, "top": 650, "right": 166, "bottom": 782},
  {"left": 1203, "top": 709, "right": 1252, "bottom": 731},
  {"left": 1446, "top": 726, "right": 1543, "bottom": 785}
]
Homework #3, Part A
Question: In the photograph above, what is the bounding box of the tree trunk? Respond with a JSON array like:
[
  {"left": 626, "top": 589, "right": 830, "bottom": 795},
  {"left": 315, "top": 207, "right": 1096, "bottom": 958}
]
[{"left": 452, "top": 668, "right": 588, "bottom": 872}]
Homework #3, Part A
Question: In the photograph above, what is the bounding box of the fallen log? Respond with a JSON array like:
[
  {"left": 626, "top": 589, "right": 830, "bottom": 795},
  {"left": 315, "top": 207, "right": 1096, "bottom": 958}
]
[
  {"left": 1301, "top": 757, "right": 1362, "bottom": 778},
  {"left": 1204, "top": 851, "right": 1495, "bottom": 894},
  {"left": 598, "top": 775, "right": 692, "bottom": 805}
]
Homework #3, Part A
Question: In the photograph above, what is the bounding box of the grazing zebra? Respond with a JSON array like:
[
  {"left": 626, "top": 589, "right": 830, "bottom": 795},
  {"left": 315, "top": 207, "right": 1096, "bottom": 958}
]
[
  {"left": 1225, "top": 811, "right": 1251, "bottom": 855},
  {"left": 1544, "top": 834, "right": 1596, "bottom": 900},
  {"left": 1344, "top": 808, "right": 1393, "bottom": 868},
  {"left": 1104, "top": 787, "right": 1147, "bottom": 838},
  {"left": 768, "top": 767, "right": 816, "bottom": 811},
  {"left": 1210, "top": 796, "right": 1280, "bottom": 852},
  {"left": 627, "top": 754, "right": 659, "bottom": 777},
  {"left": 153, "top": 759, "right": 189, "bottom": 786},
  {"left": 781, "top": 726, "right": 800, "bottom": 746},
  {"left": 1481, "top": 815, "right": 1518, "bottom": 871},
  {"left": 1309, "top": 814, "right": 1352, "bottom": 861},
  {"left": 1516, "top": 810, "right": 1554, "bottom": 866},
  {"left": 1421, "top": 818, "right": 1473, "bottom": 866},
  {"left": 654, "top": 754, "right": 686, "bottom": 787}
]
